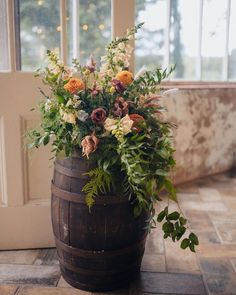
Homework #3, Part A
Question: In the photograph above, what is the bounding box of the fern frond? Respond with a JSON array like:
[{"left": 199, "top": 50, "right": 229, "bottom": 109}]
[{"left": 82, "top": 167, "right": 111, "bottom": 209}]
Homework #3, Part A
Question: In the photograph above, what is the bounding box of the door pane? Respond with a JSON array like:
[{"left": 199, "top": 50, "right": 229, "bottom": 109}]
[
  {"left": 18, "top": 0, "right": 60, "bottom": 71},
  {"left": 0, "top": 0, "right": 10, "bottom": 71},
  {"left": 229, "top": 0, "right": 236, "bottom": 80},
  {"left": 170, "top": 0, "right": 200, "bottom": 80},
  {"left": 135, "top": 0, "right": 167, "bottom": 72},
  {"left": 67, "top": 0, "right": 111, "bottom": 65},
  {"left": 201, "top": 0, "right": 227, "bottom": 80}
]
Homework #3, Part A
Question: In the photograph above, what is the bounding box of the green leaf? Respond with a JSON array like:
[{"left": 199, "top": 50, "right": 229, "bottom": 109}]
[
  {"left": 56, "top": 95, "right": 65, "bottom": 104},
  {"left": 43, "top": 134, "right": 50, "bottom": 145},
  {"left": 189, "top": 242, "right": 196, "bottom": 252},
  {"left": 179, "top": 217, "right": 187, "bottom": 225},
  {"left": 168, "top": 211, "right": 180, "bottom": 220},
  {"left": 189, "top": 233, "right": 199, "bottom": 245},
  {"left": 155, "top": 169, "right": 168, "bottom": 176},
  {"left": 181, "top": 238, "right": 190, "bottom": 249},
  {"left": 157, "top": 210, "right": 166, "bottom": 222}
]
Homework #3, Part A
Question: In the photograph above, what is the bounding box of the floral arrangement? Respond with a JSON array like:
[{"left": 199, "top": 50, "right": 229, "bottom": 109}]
[{"left": 28, "top": 23, "right": 198, "bottom": 252}]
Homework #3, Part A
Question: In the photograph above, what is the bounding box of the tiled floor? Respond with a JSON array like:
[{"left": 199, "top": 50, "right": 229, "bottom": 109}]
[{"left": 1, "top": 172, "right": 236, "bottom": 295}]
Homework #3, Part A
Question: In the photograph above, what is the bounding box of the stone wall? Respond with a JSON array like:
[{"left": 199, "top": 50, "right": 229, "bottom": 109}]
[{"left": 163, "top": 88, "right": 236, "bottom": 184}]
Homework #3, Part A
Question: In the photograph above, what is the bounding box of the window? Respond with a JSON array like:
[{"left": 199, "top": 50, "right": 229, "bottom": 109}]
[
  {"left": 15, "top": 0, "right": 60, "bottom": 71},
  {"left": 136, "top": 0, "right": 236, "bottom": 81},
  {"left": 67, "top": 0, "right": 111, "bottom": 65},
  {"left": 1, "top": 0, "right": 236, "bottom": 82},
  {"left": 0, "top": 0, "right": 10, "bottom": 71}
]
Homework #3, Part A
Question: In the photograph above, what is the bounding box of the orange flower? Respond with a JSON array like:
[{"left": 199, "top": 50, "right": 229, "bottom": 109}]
[
  {"left": 64, "top": 78, "right": 85, "bottom": 94},
  {"left": 129, "top": 114, "right": 145, "bottom": 132},
  {"left": 115, "top": 70, "right": 133, "bottom": 86}
]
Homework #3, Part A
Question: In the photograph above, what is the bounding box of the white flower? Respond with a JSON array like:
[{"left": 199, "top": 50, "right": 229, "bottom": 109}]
[
  {"left": 118, "top": 42, "right": 125, "bottom": 50},
  {"left": 77, "top": 110, "right": 89, "bottom": 122},
  {"left": 104, "top": 118, "right": 118, "bottom": 132},
  {"left": 60, "top": 109, "right": 76, "bottom": 124},
  {"left": 119, "top": 114, "right": 133, "bottom": 135}
]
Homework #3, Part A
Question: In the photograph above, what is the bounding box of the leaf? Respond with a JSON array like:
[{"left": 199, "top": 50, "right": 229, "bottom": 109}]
[
  {"left": 157, "top": 210, "right": 166, "bottom": 222},
  {"left": 56, "top": 95, "right": 65, "bottom": 104},
  {"left": 189, "top": 242, "right": 196, "bottom": 252},
  {"left": 168, "top": 211, "right": 180, "bottom": 220},
  {"left": 179, "top": 217, "right": 187, "bottom": 225},
  {"left": 155, "top": 169, "right": 168, "bottom": 176},
  {"left": 43, "top": 134, "right": 50, "bottom": 145},
  {"left": 181, "top": 238, "right": 190, "bottom": 249},
  {"left": 164, "top": 179, "right": 177, "bottom": 202},
  {"left": 189, "top": 232, "right": 199, "bottom": 245}
]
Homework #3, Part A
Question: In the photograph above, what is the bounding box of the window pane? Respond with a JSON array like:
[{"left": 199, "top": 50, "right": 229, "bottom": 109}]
[
  {"left": 229, "top": 0, "right": 236, "bottom": 80},
  {"left": 170, "top": 0, "right": 200, "bottom": 80},
  {"left": 135, "top": 0, "right": 167, "bottom": 72},
  {"left": 201, "top": 0, "right": 227, "bottom": 80},
  {"left": 67, "top": 0, "right": 111, "bottom": 65},
  {"left": 0, "top": 0, "right": 9, "bottom": 71},
  {"left": 19, "top": 0, "right": 60, "bottom": 71}
]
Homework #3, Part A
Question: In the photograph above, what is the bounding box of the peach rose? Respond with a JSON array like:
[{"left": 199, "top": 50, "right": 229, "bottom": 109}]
[
  {"left": 64, "top": 78, "right": 85, "bottom": 94},
  {"left": 81, "top": 133, "right": 99, "bottom": 158},
  {"left": 115, "top": 70, "right": 133, "bottom": 86}
]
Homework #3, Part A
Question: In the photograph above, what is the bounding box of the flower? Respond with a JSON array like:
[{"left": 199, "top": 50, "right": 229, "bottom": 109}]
[
  {"left": 64, "top": 78, "right": 85, "bottom": 94},
  {"left": 111, "top": 78, "right": 125, "bottom": 93},
  {"left": 112, "top": 97, "right": 129, "bottom": 117},
  {"left": 129, "top": 114, "right": 145, "bottom": 132},
  {"left": 104, "top": 117, "right": 118, "bottom": 132},
  {"left": 104, "top": 115, "right": 133, "bottom": 141},
  {"left": 77, "top": 110, "right": 89, "bottom": 122},
  {"left": 91, "top": 108, "right": 106, "bottom": 124},
  {"left": 81, "top": 133, "right": 99, "bottom": 158},
  {"left": 86, "top": 55, "right": 96, "bottom": 73},
  {"left": 115, "top": 71, "right": 133, "bottom": 86},
  {"left": 119, "top": 114, "right": 133, "bottom": 134},
  {"left": 60, "top": 109, "right": 76, "bottom": 124}
]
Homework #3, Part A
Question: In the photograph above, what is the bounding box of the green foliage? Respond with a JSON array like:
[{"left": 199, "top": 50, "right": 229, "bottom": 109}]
[
  {"left": 82, "top": 167, "right": 111, "bottom": 209},
  {"left": 27, "top": 23, "right": 199, "bottom": 252}
]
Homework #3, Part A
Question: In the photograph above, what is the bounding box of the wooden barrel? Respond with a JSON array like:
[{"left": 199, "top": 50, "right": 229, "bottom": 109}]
[{"left": 51, "top": 151, "right": 149, "bottom": 291}]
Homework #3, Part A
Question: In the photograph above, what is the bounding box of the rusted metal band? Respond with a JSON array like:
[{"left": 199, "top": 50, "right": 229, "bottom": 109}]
[
  {"left": 54, "top": 162, "right": 89, "bottom": 179},
  {"left": 55, "top": 234, "right": 147, "bottom": 259},
  {"left": 58, "top": 255, "right": 142, "bottom": 276},
  {"left": 51, "top": 182, "right": 129, "bottom": 204}
]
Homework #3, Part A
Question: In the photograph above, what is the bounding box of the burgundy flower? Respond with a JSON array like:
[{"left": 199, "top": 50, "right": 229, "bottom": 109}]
[
  {"left": 86, "top": 55, "right": 96, "bottom": 73},
  {"left": 91, "top": 108, "right": 106, "bottom": 124},
  {"left": 112, "top": 97, "right": 129, "bottom": 117},
  {"left": 111, "top": 78, "right": 125, "bottom": 93},
  {"left": 81, "top": 133, "right": 99, "bottom": 158}
]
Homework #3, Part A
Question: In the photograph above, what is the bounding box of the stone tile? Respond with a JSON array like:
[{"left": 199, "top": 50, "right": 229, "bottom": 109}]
[
  {"left": 164, "top": 240, "right": 200, "bottom": 274},
  {"left": 145, "top": 229, "right": 164, "bottom": 254},
  {"left": 0, "top": 264, "right": 60, "bottom": 285},
  {"left": 34, "top": 249, "right": 59, "bottom": 265},
  {"left": 138, "top": 272, "right": 206, "bottom": 294},
  {"left": 0, "top": 285, "right": 19, "bottom": 295},
  {"left": 177, "top": 193, "right": 201, "bottom": 203},
  {"left": 184, "top": 210, "right": 214, "bottom": 231},
  {"left": 199, "top": 257, "right": 234, "bottom": 274},
  {"left": 57, "top": 276, "right": 72, "bottom": 288},
  {"left": 18, "top": 286, "right": 91, "bottom": 295},
  {"left": 141, "top": 254, "right": 166, "bottom": 272},
  {"left": 92, "top": 287, "right": 130, "bottom": 295},
  {"left": 203, "top": 273, "right": 236, "bottom": 294},
  {"left": 193, "top": 230, "right": 221, "bottom": 244},
  {"left": 198, "top": 244, "right": 236, "bottom": 258},
  {"left": 199, "top": 188, "right": 222, "bottom": 202},
  {"left": 181, "top": 201, "right": 227, "bottom": 212},
  {"left": 230, "top": 258, "right": 236, "bottom": 272},
  {"left": 0, "top": 250, "right": 39, "bottom": 265}
]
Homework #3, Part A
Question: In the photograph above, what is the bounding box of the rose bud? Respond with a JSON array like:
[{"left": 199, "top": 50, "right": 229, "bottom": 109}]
[
  {"left": 81, "top": 133, "right": 99, "bottom": 158},
  {"left": 129, "top": 114, "right": 145, "bottom": 132}
]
